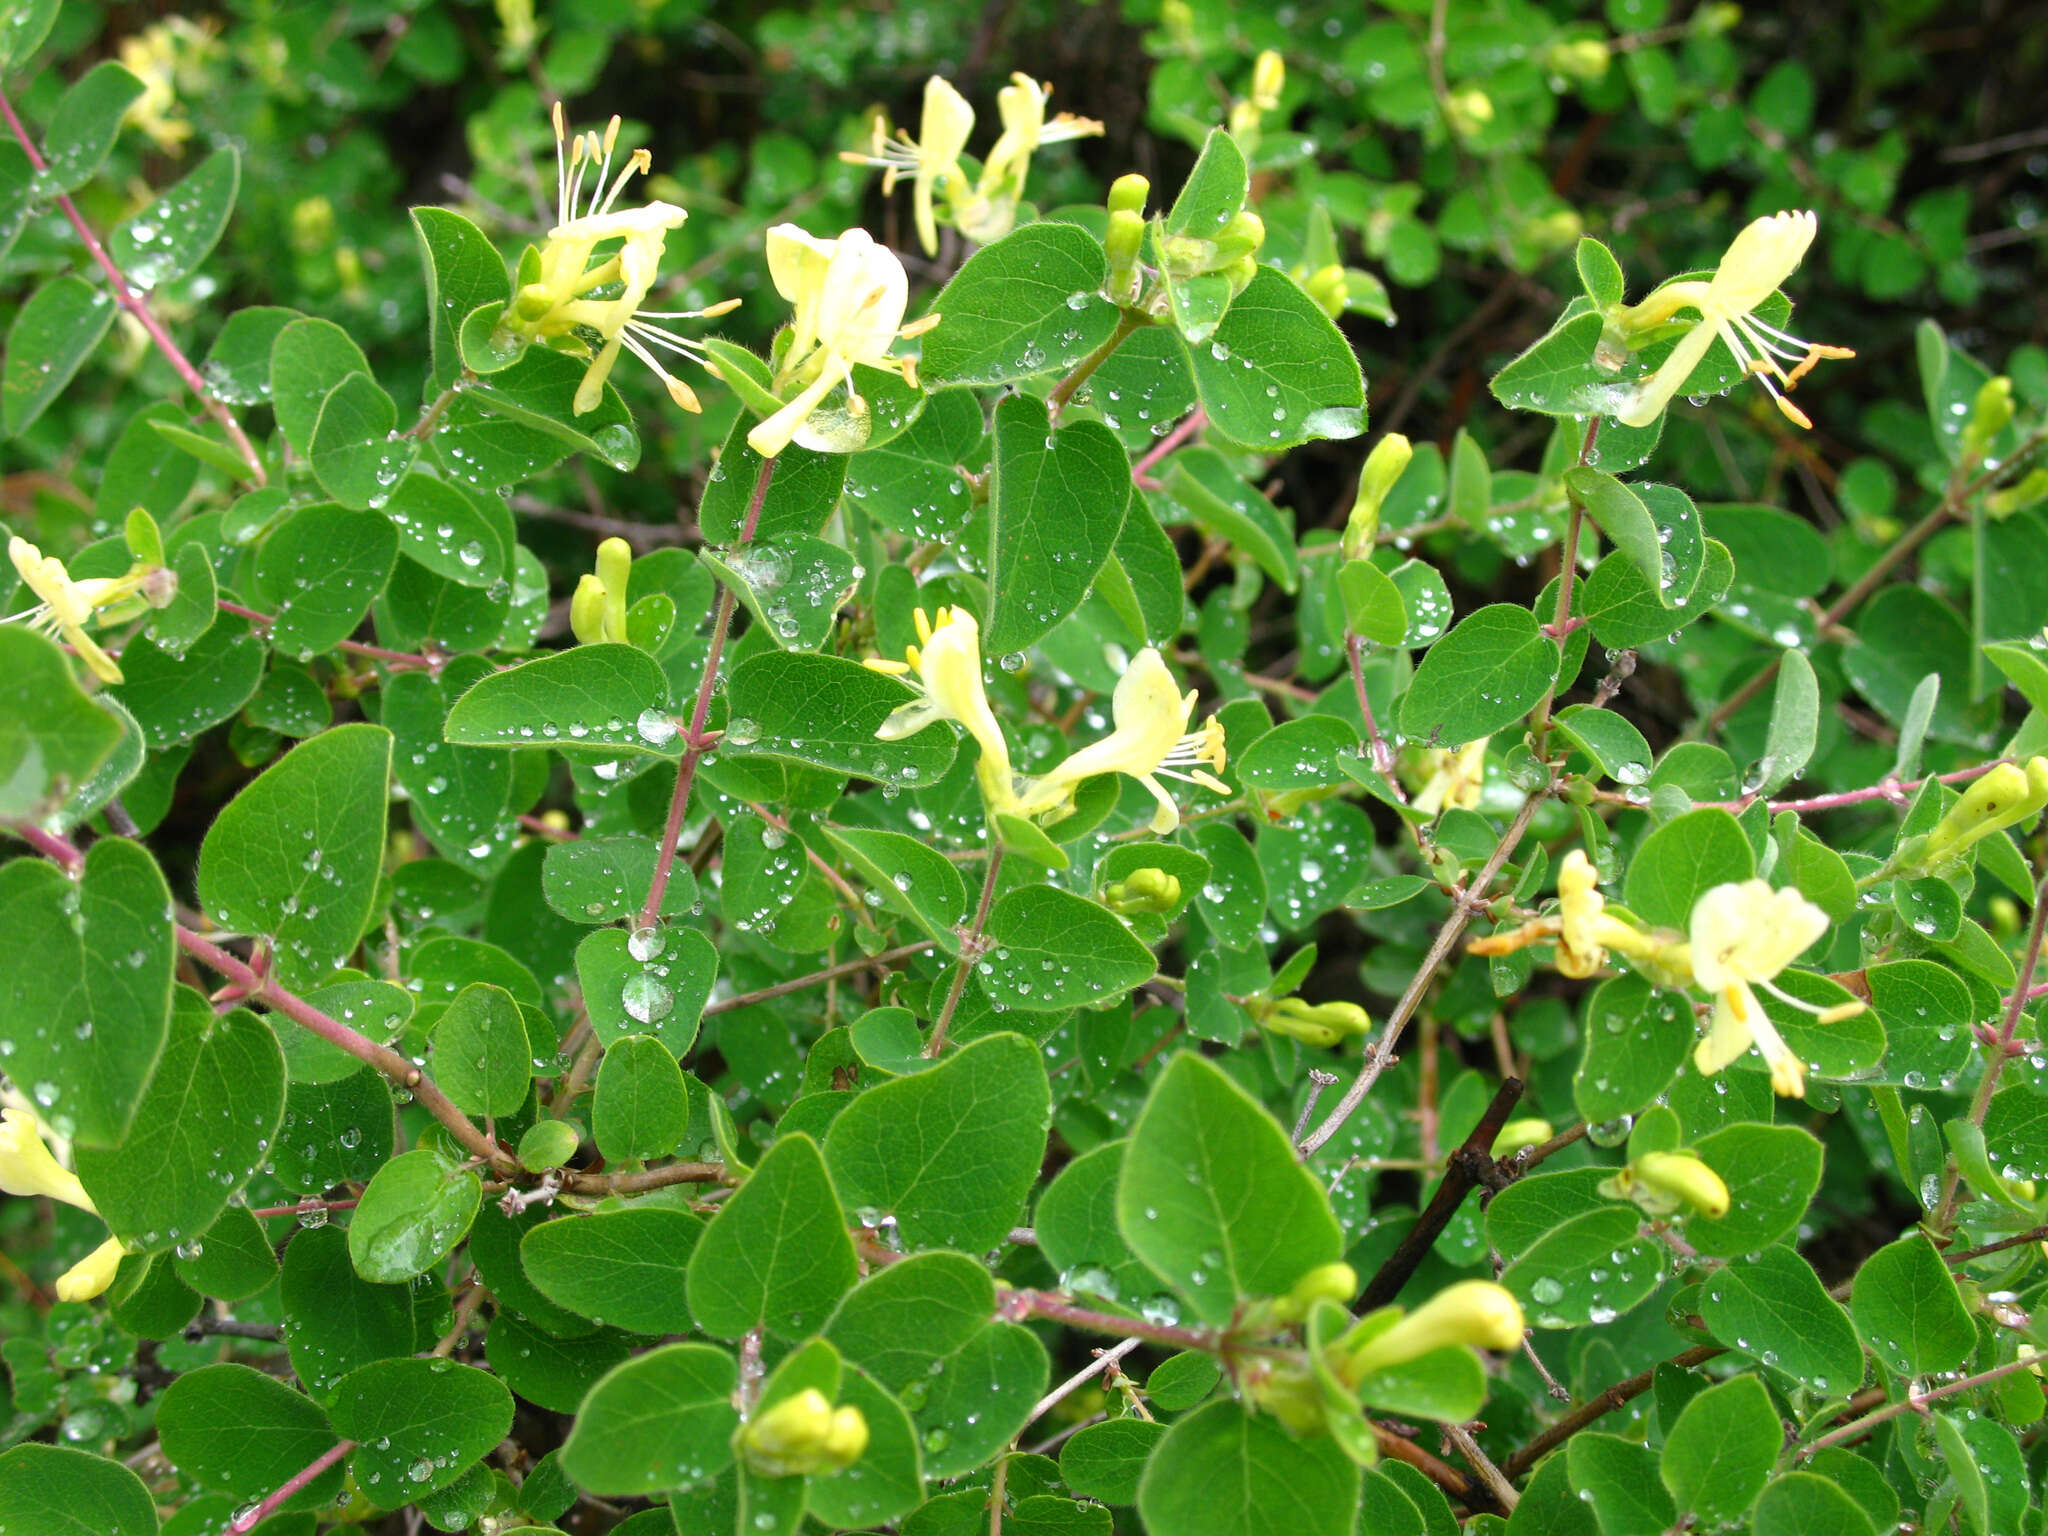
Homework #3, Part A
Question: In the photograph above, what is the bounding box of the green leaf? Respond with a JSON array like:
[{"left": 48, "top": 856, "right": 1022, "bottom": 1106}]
[
  {"left": 383, "top": 471, "right": 506, "bottom": 587},
  {"left": 0, "top": 625, "right": 123, "bottom": 820},
  {"left": 578, "top": 924, "right": 717, "bottom": 1057},
  {"left": 444, "top": 644, "right": 679, "bottom": 760},
  {"left": 0, "top": 835, "right": 173, "bottom": 1147},
  {"left": 724, "top": 650, "right": 958, "bottom": 786},
  {"left": 687, "top": 1132, "right": 856, "bottom": 1339},
  {"left": 411, "top": 207, "right": 511, "bottom": 393},
  {"left": 1573, "top": 975, "right": 1691, "bottom": 1123},
  {"left": 1166, "top": 129, "right": 1249, "bottom": 237},
  {"left": 109, "top": 615, "right": 265, "bottom": 747},
  {"left": 309, "top": 373, "right": 416, "bottom": 511},
  {"left": 486, "top": 1312, "right": 634, "bottom": 1413},
  {"left": 1621, "top": 808, "right": 1753, "bottom": 929},
  {"left": 278, "top": 1223, "right": 415, "bottom": 1398},
  {"left": 39, "top": 61, "right": 143, "bottom": 190},
  {"left": 255, "top": 501, "right": 401, "bottom": 657},
  {"left": 1567, "top": 1434, "right": 1674, "bottom": 1536},
  {"left": 820, "top": 825, "right": 968, "bottom": 947},
  {"left": 1750, "top": 1473, "right": 1877, "bottom": 1536},
  {"left": 1182, "top": 267, "right": 1365, "bottom": 450},
  {"left": 1576, "top": 237, "right": 1625, "bottom": 309},
  {"left": 1755, "top": 649, "right": 1819, "bottom": 796},
  {"left": 1118, "top": 1053, "right": 1341, "bottom": 1323},
  {"left": 824, "top": 1252, "right": 1048, "bottom": 1478},
  {"left": 74, "top": 990, "right": 282, "bottom": 1252},
  {"left": 557, "top": 1343, "right": 738, "bottom": 1496},
  {"left": 196, "top": 723, "right": 391, "bottom": 990},
  {"left": 1138, "top": 1400, "right": 1360, "bottom": 1536},
  {"left": 1502, "top": 1206, "right": 1663, "bottom": 1328},
  {"left": 704, "top": 533, "right": 858, "bottom": 653},
  {"left": 844, "top": 387, "right": 985, "bottom": 541},
  {"left": 0, "top": 1443, "right": 157, "bottom": 1536},
  {"left": 1699, "top": 1243, "right": 1860, "bottom": 1395},
  {"left": 431, "top": 982, "right": 532, "bottom": 1118},
  {"left": 1851, "top": 1232, "right": 1975, "bottom": 1377},
  {"left": 1684, "top": 1122, "right": 1823, "bottom": 1258},
  {"left": 1062, "top": 1418, "right": 1167, "bottom": 1505},
  {"left": 330, "top": 1358, "right": 513, "bottom": 1506},
  {"left": 1659, "top": 1375, "right": 1777, "bottom": 1527},
  {"left": 383, "top": 661, "right": 512, "bottom": 849},
  {"left": 174, "top": 1204, "right": 278, "bottom": 1301},
  {"left": 271, "top": 316, "right": 372, "bottom": 456},
  {"left": 824, "top": 1031, "right": 1050, "bottom": 1252},
  {"left": 2, "top": 274, "right": 115, "bottom": 436},
  {"left": 1581, "top": 538, "right": 1735, "bottom": 649},
  {"left": 541, "top": 835, "right": 692, "bottom": 924},
  {"left": 1237, "top": 716, "right": 1361, "bottom": 790},
  {"left": 698, "top": 418, "right": 847, "bottom": 544},
  {"left": 522, "top": 1206, "right": 703, "bottom": 1336},
  {"left": 593, "top": 1033, "right": 691, "bottom": 1162},
  {"left": 975, "top": 885, "right": 1153, "bottom": 1010},
  {"left": 1396, "top": 604, "right": 1556, "bottom": 747},
  {"left": 96, "top": 403, "right": 199, "bottom": 525},
  {"left": 1552, "top": 706, "right": 1652, "bottom": 787},
  {"left": 432, "top": 347, "right": 640, "bottom": 485},
  {"left": 920, "top": 222, "right": 1120, "bottom": 387},
  {"left": 0, "top": 0, "right": 61, "bottom": 74},
  {"left": 348, "top": 1146, "right": 482, "bottom": 1284},
  {"left": 157, "top": 1363, "right": 346, "bottom": 1511},
  {"left": 1161, "top": 450, "right": 1299, "bottom": 593},
  {"left": 110, "top": 147, "right": 239, "bottom": 290},
  {"left": 1339, "top": 559, "right": 1407, "bottom": 645},
  {"left": 984, "top": 394, "right": 1130, "bottom": 652}
]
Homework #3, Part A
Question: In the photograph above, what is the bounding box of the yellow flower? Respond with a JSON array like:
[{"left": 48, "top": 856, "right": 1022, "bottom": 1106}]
[
  {"left": 1013, "top": 648, "right": 1228, "bottom": 834},
  {"left": 1615, "top": 210, "right": 1854, "bottom": 430},
  {"left": 840, "top": 77, "right": 977, "bottom": 257},
  {"left": 503, "top": 107, "right": 737, "bottom": 417},
  {"left": 54, "top": 1234, "right": 126, "bottom": 1304},
  {"left": 6, "top": 535, "right": 175, "bottom": 685},
  {"left": 1918, "top": 758, "right": 2048, "bottom": 869},
  {"left": 0, "top": 1107, "right": 95, "bottom": 1212},
  {"left": 968, "top": 74, "right": 1104, "bottom": 238},
  {"left": 118, "top": 19, "right": 214, "bottom": 155},
  {"left": 747, "top": 225, "right": 937, "bottom": 459},
  {"left": 1408, "top": 737, "right": 1487, "bottom": 817},
  {"left": 867, "top": 607, "right": 1016, "bottom": 817},
  {"left": 1688, "top": 878, "right": 1858, "bottom": 1096},
  {"left": 1555, "top": 849, "right": 1608, "bottom": 979},
  {"left": 1342, "top": 1281, "right": 1525, "bottom": 1378}
]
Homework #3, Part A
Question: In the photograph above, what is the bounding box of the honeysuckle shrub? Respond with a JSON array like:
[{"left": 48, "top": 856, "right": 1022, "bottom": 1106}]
[{"left": 3, "top": 2, "right": 2048, "bottom": 1535}]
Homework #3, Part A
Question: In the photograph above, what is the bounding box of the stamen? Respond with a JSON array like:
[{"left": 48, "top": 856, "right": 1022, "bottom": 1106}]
[
  {"left": 619, "top": 331, "right": 701, "bottom": 412},
  {"left": 1757, "top": 976, "right": 1861, "bottom": 1020},
  {"left": 624, "top": 320, "right": 709, "bottom": 362},
  {"left": 552, "top": 102, "right": 569, "bottom": 225},
  {"left": 594, "top": 149, "right": 652, "bottom": 218}
]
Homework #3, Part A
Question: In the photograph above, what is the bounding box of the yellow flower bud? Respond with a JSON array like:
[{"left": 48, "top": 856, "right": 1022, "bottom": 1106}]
[
  {"left": 569, "top": 574, "right": 609, "bottom": 646},
  {"left": 1446, "top": 88, "right": 1494, "bottom": 139},
  {"left": 738, "top": 1389, "right": 869, "bottom": 1478},
  {"left": 1259, "top": 998, "right": 1371, "bottom": 1050},
  {"left": 1343, "top": 434, "right": 1413, "bottom": 560},
  {"left": 1343, "top": 1281, "right": 1525, "bottom": 1377},
  {"left": 1543, "top": 37, "right": 1611, "bottom": 81},
  {"left": 1920, "top": 760, "right": 2048, "bottom": 868},
  {"left": 1104, "top": 867, "right": 1182, "bottom": 915},
  {"left": 1210, "top": 211, "right": 1266, "bottom": 266},
  {"left": 1490, "top": 1118, "right": 1553, "bottom": 1158},
  {"left": 1107, "top": 209, "right": 1147, "bottom": 304},
  {"left": 596, "top": 538, "right": 632, "bottom": 640},
  {"left": 1275, "top": 1262, "right": 1358, "bottom": 1322},
  {"left": 1633, "top": 1150, "right": 1731, "bottom": 1217},
  {"left": 0, "top": 1108, "right": 95, "bottom": 1213},
  {"left": 54, "top": 1234, "right": 125, "bottom": 1303},
  {"left": 1108, "top": 173, "right": 1151, "bottom": 218},
  {"left": 1302, "top": 263, "right": 1349, "bottom": 320},
  {"left": 1250, "top": 50, "right": 1286, "bottom": 111},
  {"left": 1963, "top": 377, "right": 2016, "bottom": 460}
]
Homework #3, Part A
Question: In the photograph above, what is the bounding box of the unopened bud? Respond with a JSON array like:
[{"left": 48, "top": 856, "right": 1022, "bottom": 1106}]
[
  {"left": 1343, "top": 434, "right": 1413, "bottom": 560},
  {"left": 0, "top": 1108, "right": 95, "bottom": 1211},
  {"left": 1446, "top": 88, "right": 1494, "bottom": 140},
  {"left": 1287, "top": 1261, "right": 1358, "bottom": 1309},
  {"left": 1210, "top": 211, "right": 1266, "bottom": 266},
  {"left": 1491, "top": 1118, "right": 1553, "bottom": 1158},
  {"left": 595, "top": 537, "right": 632, "bottom": 642},
  {"left": 1106, "top": 209, "right": 1147, "bottom": 304},
  {"left": 1242, "top": 1359, "right": 1326, "bottom": 1434},
  {"left": 54, "top": 1234, "right": 125, "bottom": 1303},
  {"left": 1691, "top": 2, "right": 1742, "bottom": 35},
  {"left": 1632, "top": 1151, "right": 1731, "bottom": 1217},
  {"left": 569, "top": 574, "right": 608, "bottom": 645},
  {"left": 738, "top": 1389, "right": 869, "bottom": 1478},
  {"left": 1920, "top": 759, "right": 2048, "bottom": 867},
  {"left": 1525, "top": 209, "right": 1583, "bottom": 253},
  {"left": 1261, "top": 997, "right": 1371, "bottom": 1049},
  {"left": 1105, "top": 867, "right": 1181, "bottom": 915},
  {"left": 1218, "top": 253, "right": 1260, "bottom": 299},
  {"left": 1250, "top": 50, "right": 1286, "bottom": 111},
  {"left": 1962, "top": 377, "right": 2015, "bottom": 460},
  {"left": 139, "top": 564, "right": 179, "bottom": 610},
  {"left": 1302, "top": 262, "right": 1348, "bottom": 320},
  {"left": 1108, "top": 174, "right": 1151, "bottom": 218},
  {"left": 1343, "top": 1281, "right": 1525, "bottom": 1378},
  {"left": 1543, "top": 37, "right": 1611, "bottom": 81}
]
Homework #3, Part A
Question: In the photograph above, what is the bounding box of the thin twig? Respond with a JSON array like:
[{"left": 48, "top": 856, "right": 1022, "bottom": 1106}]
[
  {"left": 927, "top": 846, "right": 1004, "bottom": 1057},
  {"left": 705, "top": 942, "right": 937, "bottom": 1017},
  {"left": 1028, "top": 1338, "right": 1145, "bottom": 1424},
  {"left": 228, "top": 1440, "right": 357, "bottom": 1532},
  {"left": 1797, "top": 1353, "right": 2047, "bottom": 1458},
  {"left": 1442, "top": 1423, "right": 1519, "bottom": 1512}
]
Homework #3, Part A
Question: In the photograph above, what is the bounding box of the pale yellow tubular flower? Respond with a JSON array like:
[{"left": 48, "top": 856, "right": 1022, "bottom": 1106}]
[
  {"left": 980, "top": 73, "right": 1105, "bottom": 201},
  {"left": 1408, "top": 737, "right": 1487, "bottom": 817},
  {"left": 1013, "top": 648, "right": 1228, "bottom": 834},
  {"left": 1616, "top": 210, "right": 1854, "bottom": 431},
  {"left": 54, "top": 1234, "right": 126, "bottom": 1304},
  {"left": 840, "top": 77, "right": 976, "bottom": 258},
  {"left": 1555, "top": 848, "right": 1608, "bottom": 978},
  {"left": 509, "top": 107, "right": 735, "bottom": 416},
  {"left": 7, "top": 537, "right": 129, "bottom": 684},
  {"left": 1688, "top": 879, "right": 1848, "bottom": 1096},
  {"left": 749, "top": 226, "right": 935, "bottom": 458},
  {"left": 0, "top": 1108, "right": 96, "bottom": 1212},
  {"left": 867, "top": 607, "right": 1017, "bottom": 816}
]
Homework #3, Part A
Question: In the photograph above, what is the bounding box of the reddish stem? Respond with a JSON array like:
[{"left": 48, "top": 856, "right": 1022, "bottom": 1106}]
[
  {"left": 1131, "top": 408, "right": 1207, "bottom": 486},
  {"left": 0, "top": 85, "right": 266, "bottom": 487},
  {"left": 229, "top": 1440, "right": 356, "bottom": 1533},
  {"left": 216, "top": 600, "right": 437, "bottom": 672}
]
